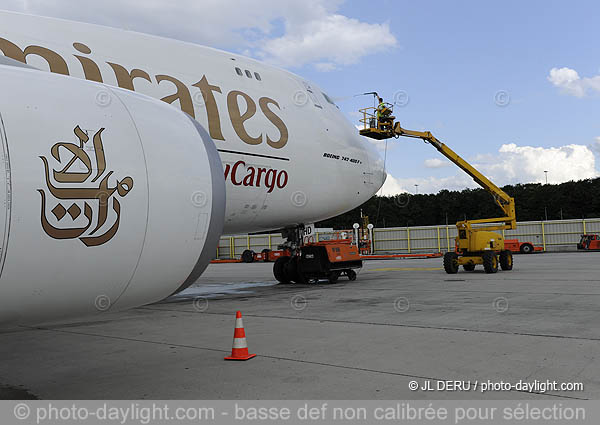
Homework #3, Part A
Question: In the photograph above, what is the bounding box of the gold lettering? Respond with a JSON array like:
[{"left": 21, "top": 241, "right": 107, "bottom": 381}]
[
  {"left": 0, "top": 37, "right": 25, "bottom": 62},
  {"left": 80, "top": 198, "right": 122, "bottom": 247},
  {"left": 91, "top": 128, "right": 107, "bottom": 182},
  {"left": 0, "top": 37, "right": 293, "bottom": 151},
  {"left": 156, "top": 74, "right": 195, "bottom": 118},
  {"left": 227, "top": 90, "right": 261, "bottom": 145},
  {"left": 51, "top": 126, "right": 92, "bottom": 183},
  {"left": 73, "top": 42, "right": 103, "bottom": 82},
  {"left": 259, "top": 97, "right": 288, "bottom": 149},
  {"left": 39, "top": 126, "right": 134, "bottom": 247},
  {"left": 38, "top": 191, "right": 93, "bottom": 239},
  {"left": 192, "top": 76, "right": 224, "bottom": 141},
  {"left": 107, "top": 62, "right": 151, "bottom": 91},
  {"left": 0, "top": 37, "right": 68, "bottom": 74}
]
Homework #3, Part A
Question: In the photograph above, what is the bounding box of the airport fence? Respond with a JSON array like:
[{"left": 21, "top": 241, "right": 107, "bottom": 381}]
[{"left": 215, "top": 218, "right": 600, "bottom": 259}]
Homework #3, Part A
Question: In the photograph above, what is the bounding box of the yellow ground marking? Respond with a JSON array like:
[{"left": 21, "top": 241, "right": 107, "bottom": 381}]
[{"left": 368, "top": 267, "right": 443, "bottom": 272}]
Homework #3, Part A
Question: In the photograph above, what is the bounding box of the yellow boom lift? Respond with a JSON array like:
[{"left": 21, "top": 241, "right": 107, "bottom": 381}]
[{"left": 359, "top": 103, "right": 516, "bottom": 274}]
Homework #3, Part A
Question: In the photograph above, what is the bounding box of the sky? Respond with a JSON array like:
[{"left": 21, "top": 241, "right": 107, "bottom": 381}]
[{"left": 3, "top": 0, "right": 599, "bottom": 195}]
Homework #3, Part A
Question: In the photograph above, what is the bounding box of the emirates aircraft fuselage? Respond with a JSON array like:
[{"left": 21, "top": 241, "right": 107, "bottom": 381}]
[
  {"left": 0, "top": 10, "right": 384, "bottom": 325},
  {"left": 0, "top": 10, "right": 385, "bottom": 235}
]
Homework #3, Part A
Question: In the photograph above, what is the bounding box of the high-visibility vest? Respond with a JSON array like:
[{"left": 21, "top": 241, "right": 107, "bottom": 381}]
[{"left": 377, "top": 102, "right": 385, "bottom": 117}]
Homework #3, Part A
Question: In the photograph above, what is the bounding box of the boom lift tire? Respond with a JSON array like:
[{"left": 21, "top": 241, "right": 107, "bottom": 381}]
[
  {"left": 273, "top": 257, "right": 290, "bottom": 283},
  {"left": 241, "top": 249, "right": 255, "bottom": 263},
  {"left": 482, "top": 251, "right": 499, "bottom": 274},
  {"left": 463, "top": 263, "right": 476, "bottom": 272},
  {"left": 499, "top": 250, "right": 513, "bottom": 271},
  {"left": 519, "top": 243, "right": 533, "bottom": 254},
  {"left": 444, "top": 252, "right": 459, "bottom": 274}
]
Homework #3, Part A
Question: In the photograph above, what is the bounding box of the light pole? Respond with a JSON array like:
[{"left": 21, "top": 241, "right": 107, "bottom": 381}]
[{"left": 544, "top": 170, "right": 548, "bottom": 184}]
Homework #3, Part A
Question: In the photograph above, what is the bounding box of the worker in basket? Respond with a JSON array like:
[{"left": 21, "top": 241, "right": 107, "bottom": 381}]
[{"left": 376, "top": 97, "right": 393, "bottom": 131}]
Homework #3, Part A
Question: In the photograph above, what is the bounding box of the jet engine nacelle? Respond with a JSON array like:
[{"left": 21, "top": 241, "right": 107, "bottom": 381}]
[{"left": 0, "top": 64, "right": 225, "bottom": 325}]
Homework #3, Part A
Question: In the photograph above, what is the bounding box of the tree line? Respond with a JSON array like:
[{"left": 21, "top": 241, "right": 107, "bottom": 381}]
[{"left": 317, "top": 178, "right": 600, "bottom": 229}]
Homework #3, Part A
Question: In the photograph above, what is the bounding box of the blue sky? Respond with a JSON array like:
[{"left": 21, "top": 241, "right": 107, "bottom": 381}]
[
  {"left": 290, "top": 1, "right": 600, "bottom": 193},
  {"left": 6, "top": 0, "right": 599, "bottom": 194}
]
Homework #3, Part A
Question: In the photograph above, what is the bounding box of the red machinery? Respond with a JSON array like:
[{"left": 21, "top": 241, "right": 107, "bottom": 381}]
[
  {"left": 273, "top": 237, "right": 361, "bottom": 283},
  {"left": 239, "top": 229, "right": 362, "bottom": 283},
  {"left": 504, "top": 239, "right": 544, "bottom": 254},
  {"left": 577, "top": 234, "right": 600, "bottom": 250},
  {"left": 241, "top": 248, "right": 291, "bottom": 263},
  {"left": 455, "top": 238, "right": 542, "bottom": 255}
]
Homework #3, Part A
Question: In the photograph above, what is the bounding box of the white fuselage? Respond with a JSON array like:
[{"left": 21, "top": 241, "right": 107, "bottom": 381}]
[{"left": 0, "top": 11, "right": 385, "bottom": 235}]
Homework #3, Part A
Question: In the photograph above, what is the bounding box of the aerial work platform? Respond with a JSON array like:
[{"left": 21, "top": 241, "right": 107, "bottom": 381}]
[
  {"left": 359, "top": 105, "right": 396, "bottom": 140},
  {"left": 358, "top": 98, "right": 517, "bottom": 274}
]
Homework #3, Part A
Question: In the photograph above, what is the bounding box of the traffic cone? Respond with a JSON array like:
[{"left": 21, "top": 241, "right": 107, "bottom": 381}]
[{"left": 224, "top": 311, "right": 256, "bottom": 360}]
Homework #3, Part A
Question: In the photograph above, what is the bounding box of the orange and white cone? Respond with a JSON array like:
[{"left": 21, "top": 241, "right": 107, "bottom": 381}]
[{"left": 224, "top": 311, "right": 256, "bottom": 360}]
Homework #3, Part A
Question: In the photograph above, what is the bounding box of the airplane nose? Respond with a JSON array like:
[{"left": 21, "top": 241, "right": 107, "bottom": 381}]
[{"left": 365, "top": 139, "right": 386, "bottom": 194}]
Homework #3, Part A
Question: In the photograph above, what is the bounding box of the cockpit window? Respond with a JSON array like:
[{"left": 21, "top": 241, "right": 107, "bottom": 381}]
[{"left": 322, "top": 92, "right": 336, "bottom": 106}]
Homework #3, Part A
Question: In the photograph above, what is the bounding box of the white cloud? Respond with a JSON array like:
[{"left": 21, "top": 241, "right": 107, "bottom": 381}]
[
  {"left": 314, "top": 62, "right": 338, "bottom": 72},
  {"left": 592, "top": 137, "right": 600, "bottom": 155},
  {"left": 5, "top": 0, "right": 397, "bottom": 71},
  {"left": 378, "top": 173, "right": 410, "bottom": 196},
  {"left": 478, "top": 143, "right": 598, "bottom": 184},
  {"left": 368, "top": 139, "right": 389, "bottom": 152},
  {"left": 423, "top": 158, "right": 449, "bottom": 168},
  {"left": 258, "top": 14, "right": 397, "bottom": 69},
  {"left": 548, "top": 67, "right": 600, "bottom": 97},
  {"left": 379, "top": 173, "right": 475, "bottom": 196},
  {"left": 383, "top": 142, "right": 599, "bottom": 195}
]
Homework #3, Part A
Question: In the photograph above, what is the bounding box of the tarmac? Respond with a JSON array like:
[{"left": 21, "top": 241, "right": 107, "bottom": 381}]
[{"left": 1, "top": 252, "right": 599, "bottom": 400}]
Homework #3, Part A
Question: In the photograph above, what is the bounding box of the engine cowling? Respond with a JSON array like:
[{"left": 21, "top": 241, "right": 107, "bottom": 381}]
[{"left": 0, "top": 64, "right": 225, "bottom": 324}]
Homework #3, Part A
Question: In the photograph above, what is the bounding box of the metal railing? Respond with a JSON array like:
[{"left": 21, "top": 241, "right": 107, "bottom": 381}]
[
  {"left": 215, "top": 218, "right": 600, "bottom": 259},
  {"left": 359, "top": 107, "right": 378, "bottom": 130}
]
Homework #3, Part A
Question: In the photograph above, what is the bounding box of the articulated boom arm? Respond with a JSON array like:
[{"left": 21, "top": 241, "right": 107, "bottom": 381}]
[{"left": 392, "top": 122, "right": 516, "bottom": 231}]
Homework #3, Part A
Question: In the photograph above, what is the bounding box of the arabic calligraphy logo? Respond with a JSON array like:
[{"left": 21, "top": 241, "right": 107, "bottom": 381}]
[{"left": 38, "top": 126, "right": 134, "bottom": 246}]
